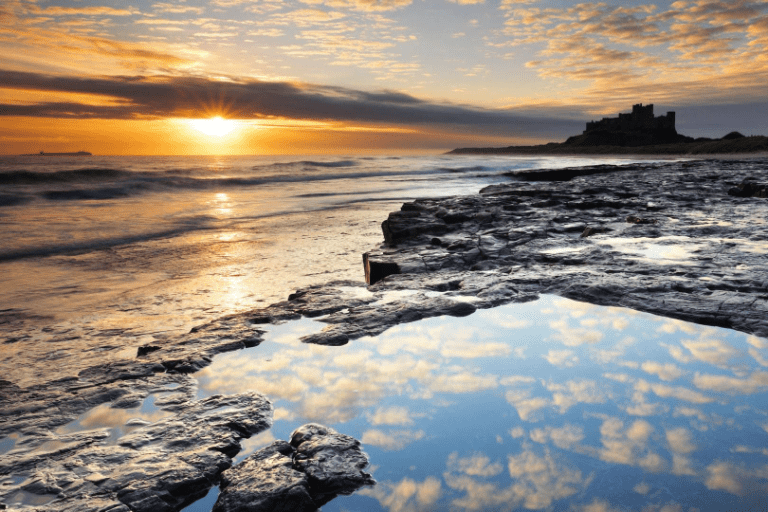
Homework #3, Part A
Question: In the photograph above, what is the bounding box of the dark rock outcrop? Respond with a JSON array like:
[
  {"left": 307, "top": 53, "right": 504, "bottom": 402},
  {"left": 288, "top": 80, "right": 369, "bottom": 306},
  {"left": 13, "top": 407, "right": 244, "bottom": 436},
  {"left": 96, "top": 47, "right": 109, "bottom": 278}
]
[
  {"left": 450, "top": 135, "right": 768, "bottom": 155},
  {"left": 213, "top": 424, "right": 374, "bottom": 512},
  {"left": 1, "top": 392, "right": 272, "bottom": 511},
  {"left": 727, "top": 179, "right": 768, "bottom": 197},
  {"left": 362, "top": 157, "right": 768, "bottom": 340},
  {"left": 363, "top": 253, "right": 400, "bottom": 285}
]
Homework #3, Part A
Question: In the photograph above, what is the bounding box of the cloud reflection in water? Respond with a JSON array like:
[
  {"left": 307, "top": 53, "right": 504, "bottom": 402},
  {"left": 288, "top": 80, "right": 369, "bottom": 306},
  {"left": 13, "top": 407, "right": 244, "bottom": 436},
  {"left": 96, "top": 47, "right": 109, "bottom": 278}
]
[{"left": 195, "top": 295, "right": 768, "bottom": 511}]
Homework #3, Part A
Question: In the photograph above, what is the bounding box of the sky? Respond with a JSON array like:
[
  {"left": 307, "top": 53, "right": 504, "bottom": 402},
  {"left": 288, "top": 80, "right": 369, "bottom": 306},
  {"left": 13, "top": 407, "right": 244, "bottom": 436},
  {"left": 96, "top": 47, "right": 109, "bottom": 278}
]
[{"left": 2, "top": 0, "right": 768, "bottom": 154}]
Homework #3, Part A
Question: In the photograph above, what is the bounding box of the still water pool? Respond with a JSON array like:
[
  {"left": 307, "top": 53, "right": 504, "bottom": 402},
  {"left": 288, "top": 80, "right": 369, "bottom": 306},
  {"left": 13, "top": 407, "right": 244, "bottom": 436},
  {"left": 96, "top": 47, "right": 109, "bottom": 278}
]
[{"left": 184, "top": 295, "right": 768, "bottom": 511}]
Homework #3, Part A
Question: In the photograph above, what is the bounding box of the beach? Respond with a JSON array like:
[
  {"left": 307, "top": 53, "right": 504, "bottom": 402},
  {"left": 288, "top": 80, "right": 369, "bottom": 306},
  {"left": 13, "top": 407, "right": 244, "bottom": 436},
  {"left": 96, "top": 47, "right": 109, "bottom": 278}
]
[
  {"left": 0, "top": 154, "right": 641, "bottom": 385},
  {"left": 2, "top": 153, "right": 768, "bottom": 511}
]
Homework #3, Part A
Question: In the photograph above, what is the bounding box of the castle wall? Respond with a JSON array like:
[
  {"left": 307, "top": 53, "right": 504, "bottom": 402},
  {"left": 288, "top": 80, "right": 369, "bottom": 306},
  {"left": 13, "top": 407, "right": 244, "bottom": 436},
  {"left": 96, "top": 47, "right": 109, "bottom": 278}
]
[{"left": 584, "top": 104, "right": 676, "bottom": 135}]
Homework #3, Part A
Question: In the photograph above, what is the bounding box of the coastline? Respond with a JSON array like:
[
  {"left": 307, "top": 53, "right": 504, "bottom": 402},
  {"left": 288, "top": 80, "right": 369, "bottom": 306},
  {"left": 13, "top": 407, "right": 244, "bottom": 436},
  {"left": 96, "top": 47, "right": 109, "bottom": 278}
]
[
  {"left": 449, "top": 135, "right": 768, "bottom": 156},
  {"left": 3, "top": 155, "right": 768, "bottom": 510}
]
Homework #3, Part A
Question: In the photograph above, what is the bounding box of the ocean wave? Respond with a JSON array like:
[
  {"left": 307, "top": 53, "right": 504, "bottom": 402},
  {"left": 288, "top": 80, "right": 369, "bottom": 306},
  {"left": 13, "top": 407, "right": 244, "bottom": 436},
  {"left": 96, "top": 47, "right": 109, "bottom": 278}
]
[
  {"left": 0, "top": 168, "right": 132, "bottom": 185},
  {"left": 298, "top": 160, "right": 358, "bottom": 168},
  {"left": 253, "top": 159, "right": 359, "bottom": 171},
  {"left": 42, "top": 187, "right": 138, "bottom": 201},
  {"left": 437, "top": 165, "right": 488, "bottom": 173},
  {"left": 0, "top": 194, "right": 32, "bottom": 207},
  {"left": 0, "top": 226, "right": 203, "bottom": 262},
  {"left": 0, "top": 158, "right": 488, "bottom": 205},
  {"left": 30, "top": 170, "right": 405, "bottom": 202}
]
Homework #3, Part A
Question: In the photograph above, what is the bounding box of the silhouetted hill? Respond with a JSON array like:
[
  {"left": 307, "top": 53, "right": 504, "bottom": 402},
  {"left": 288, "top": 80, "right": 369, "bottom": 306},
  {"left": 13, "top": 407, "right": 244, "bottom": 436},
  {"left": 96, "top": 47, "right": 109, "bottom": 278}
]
[
  {"left": 451, "top": 104, "right": 767, "bottom": 155},
  {"left": 450, "top": 135, "right": 768, "bottom": 156}
]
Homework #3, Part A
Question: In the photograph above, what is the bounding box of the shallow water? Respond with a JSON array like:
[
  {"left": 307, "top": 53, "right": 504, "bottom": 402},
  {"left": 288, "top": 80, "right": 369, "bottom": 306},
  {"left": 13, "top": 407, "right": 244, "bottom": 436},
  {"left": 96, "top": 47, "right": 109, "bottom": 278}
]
[
  {"left": 0, "top": 153, "right": 658, "bottom": 387},
  {"left": 185, "top": 295, "right": 768, "bottom": 511}
]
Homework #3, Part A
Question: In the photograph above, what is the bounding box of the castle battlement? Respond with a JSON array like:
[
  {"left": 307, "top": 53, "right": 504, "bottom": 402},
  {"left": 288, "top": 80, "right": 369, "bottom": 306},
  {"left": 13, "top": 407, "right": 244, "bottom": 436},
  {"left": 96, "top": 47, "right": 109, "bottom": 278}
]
[{"left": 585, "top": 104, "right": 676, "bottom": 135}]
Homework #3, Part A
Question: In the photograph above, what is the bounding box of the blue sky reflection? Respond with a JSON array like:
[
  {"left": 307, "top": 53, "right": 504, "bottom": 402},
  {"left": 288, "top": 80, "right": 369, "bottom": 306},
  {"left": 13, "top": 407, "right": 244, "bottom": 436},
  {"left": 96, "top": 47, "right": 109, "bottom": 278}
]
[{"left": 196, "top": 295, "right": 768, "bottom": 511}]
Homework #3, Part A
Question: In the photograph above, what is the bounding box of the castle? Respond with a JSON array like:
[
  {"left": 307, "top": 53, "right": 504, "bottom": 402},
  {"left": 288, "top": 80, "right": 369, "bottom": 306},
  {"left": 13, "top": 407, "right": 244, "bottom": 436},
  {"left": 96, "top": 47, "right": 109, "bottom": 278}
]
[{"left": 585, "top": 104, "right": 676, "bottom": 135}]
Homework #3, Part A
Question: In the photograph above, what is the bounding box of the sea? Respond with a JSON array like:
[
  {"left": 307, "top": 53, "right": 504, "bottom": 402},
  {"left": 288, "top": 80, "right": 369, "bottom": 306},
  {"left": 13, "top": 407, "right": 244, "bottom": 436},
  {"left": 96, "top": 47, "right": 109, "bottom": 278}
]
[
  {"left": 3, "top": 153, "right": 768, "bottom": 512},
  {"left": 0, "top": 153, "right": 640, "bottom": 360}
]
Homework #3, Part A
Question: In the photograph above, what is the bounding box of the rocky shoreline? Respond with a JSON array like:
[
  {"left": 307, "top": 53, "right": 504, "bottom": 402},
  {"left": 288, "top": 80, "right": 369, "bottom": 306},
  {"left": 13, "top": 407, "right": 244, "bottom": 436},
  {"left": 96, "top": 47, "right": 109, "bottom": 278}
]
[
  {"left": 3, "top": 156, "right": 768, "bottom": 510},
  {"left": 449, "top": 135, "right": 768, "bottom": 155}
]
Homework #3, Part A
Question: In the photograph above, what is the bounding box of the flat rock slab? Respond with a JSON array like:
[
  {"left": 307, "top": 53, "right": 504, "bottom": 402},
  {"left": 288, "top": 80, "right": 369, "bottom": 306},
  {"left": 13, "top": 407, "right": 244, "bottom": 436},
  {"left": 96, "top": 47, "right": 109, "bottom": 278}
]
[
  {"left": 213, "top": 424, "right": 373, "bottom": 512},
  {"left": 364, "top": 158, "right": 768, "bottom": 340},
  {"left": 0, "top": 392, "right": 272, "bottom": 511}
]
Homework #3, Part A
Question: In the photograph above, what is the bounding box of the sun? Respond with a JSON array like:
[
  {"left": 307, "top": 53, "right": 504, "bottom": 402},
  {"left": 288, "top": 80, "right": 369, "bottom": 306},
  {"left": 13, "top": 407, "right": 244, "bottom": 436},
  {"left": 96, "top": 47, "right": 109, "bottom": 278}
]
[{"left": 189, "top": 116, "right": 237, "bottom": 137}]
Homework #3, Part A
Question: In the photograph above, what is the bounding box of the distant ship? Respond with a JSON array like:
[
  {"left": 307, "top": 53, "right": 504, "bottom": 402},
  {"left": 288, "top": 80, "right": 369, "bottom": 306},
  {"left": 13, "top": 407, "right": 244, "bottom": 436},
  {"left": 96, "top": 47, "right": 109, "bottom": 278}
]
[{"left": 22, "top": 150, "right": 92, "bottom": 156}]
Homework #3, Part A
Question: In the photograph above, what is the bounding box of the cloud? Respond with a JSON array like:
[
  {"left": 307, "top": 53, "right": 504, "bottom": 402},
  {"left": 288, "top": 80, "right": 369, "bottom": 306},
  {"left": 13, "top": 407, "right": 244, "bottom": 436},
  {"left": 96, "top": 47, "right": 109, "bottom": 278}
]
[
  {"left": 367, "top": 406, "right": 414, "bottom": 426},
  {"left": 679, "top": 335, "right": 740, "bottom": 368},
  {"left": 543, "top": 349, "right": 578, "bottom": 368},
  {"left": 665, "top": 426, "right": 698, "bottom": 476},
  {"left": 505, "top": 447, "right": 593, "bottom": 510},
  {"left": 443, "top": 446, "right": 592, "bottom": 511},
  {"left": 573, "top": 499, "right": 624, "bottom": 512},
  {"left": 634, "top": 481, "right": 651, "bottom": 494},
  {"left": 506, "top": 389, "right": 549, "bottom": 422},
  {"left": 495, "top": 0, "right": 768, "bottom": 109},
  {"left": 360, "top": 476, "right": 442, "bottom": 512},
  {"left": 633, "top": 377, "right": 714, "bottom": 404},
  {"left": 704, "top": 461, "right": 768, "bottom": 496},
  {"left": 545, "top": 379, "right": 607, "bottom": 413},
  {"left": 28, "top": 5, "right": 139, "bottom": 16},
  {"left": 598, "top": 417, "right": 667, "bottom": 473},
  {"left": 0, "top": 69, "right": 581, "bottom": 136},
  {"left": 299, "top": 0, "right": 413, "bottom": 12},
  {"left": 446, "top": 452, "right": 504, "bottom": 477},
  {"left": 641, "top": 361, "right": 685, "bottom": 382},
  {"left": 361, "top": 428, "right": 425, "bottom": 450},
  {"left": 692, "top": 370, "right": 768, "bottom": 395},
  {"left": 529, "top": 423, "right": 585, "bottom": 450},
  {"left": 428, "top": 371, "right": 498, "bottom": 393},
  {"left": 152, "top": 3, "right": 206, "bottom": 15}
]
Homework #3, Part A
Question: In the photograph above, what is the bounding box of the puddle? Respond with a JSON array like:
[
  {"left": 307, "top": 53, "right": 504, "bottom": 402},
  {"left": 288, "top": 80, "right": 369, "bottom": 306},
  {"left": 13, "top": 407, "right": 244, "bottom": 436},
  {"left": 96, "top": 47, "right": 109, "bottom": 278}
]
[
  {"left": 189, "top": 295, "right": 768, "bottom": 511},
  {"left": 3, "top": 490, "right": 58, "bottom": 507},
  {"left": 55, "top": 393, "right": 174, "bottom": 444},
  {"left": 540, "top": 246, "right": 590, "bottom": 255},
  {"left": 596, "top": 236, "right": 698, "bottom": 264},
  {"left": 0, "top": 434, "right": 18, "bottom": 455}
]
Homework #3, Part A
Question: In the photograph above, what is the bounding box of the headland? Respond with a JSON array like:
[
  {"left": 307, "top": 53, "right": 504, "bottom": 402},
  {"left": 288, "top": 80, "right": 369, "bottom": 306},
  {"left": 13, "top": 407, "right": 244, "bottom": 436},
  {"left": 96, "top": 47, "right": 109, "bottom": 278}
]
[
  {"left": 450, "top": 104, "right": 768, "bottom": 155},
  {"left": 21, "top": 150, "right": 92, "bottom": 156}
]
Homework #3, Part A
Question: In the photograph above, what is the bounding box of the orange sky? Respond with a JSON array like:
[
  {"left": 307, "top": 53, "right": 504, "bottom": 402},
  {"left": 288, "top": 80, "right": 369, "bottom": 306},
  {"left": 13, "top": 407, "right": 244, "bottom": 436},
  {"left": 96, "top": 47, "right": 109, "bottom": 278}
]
[{"left": 2, "top": 0, "right": 768, "bottom": 154}]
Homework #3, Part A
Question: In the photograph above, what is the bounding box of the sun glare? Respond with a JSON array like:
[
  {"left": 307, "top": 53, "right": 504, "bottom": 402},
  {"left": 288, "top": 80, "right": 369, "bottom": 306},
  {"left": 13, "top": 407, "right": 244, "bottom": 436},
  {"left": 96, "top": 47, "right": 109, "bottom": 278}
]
[{"left": 189, "top": 116, "right": 237, "bottom": 137}]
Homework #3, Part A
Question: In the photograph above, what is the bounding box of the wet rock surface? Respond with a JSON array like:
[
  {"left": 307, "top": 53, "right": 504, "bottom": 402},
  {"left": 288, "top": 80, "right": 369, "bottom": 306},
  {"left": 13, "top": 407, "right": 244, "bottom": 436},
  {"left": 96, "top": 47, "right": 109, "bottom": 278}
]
[
  {"left": 364, "top": 158, "right": 768, "bottom": 339},
  {"left": 3, "top": 156, "right": 768, "bottom": 510},
  {"left": 213, "top": 424, "right": 374, "bottom": 512},
  {"left": 0, "top": 392, "right": 272, "bottom": 511}
]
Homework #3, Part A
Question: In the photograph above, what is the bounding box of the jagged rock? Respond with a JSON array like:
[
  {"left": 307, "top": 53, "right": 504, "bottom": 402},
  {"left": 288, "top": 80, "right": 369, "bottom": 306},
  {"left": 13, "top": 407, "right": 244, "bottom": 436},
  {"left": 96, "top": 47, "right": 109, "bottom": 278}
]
[
  {"left": 360, "top": 158, "right": 768, "bottom": 340},
  {"left": 213, "top": 424, "right": 373, "bottom": 512},
  {"left": 580, "top": 226, "right": 607, "bottom": 238},
  {"left": 727, "top": 180, "right": 768, "bottom": 197},
  {"left": 363, "top": 253, "right": 400, "bottom": 285},
  {"left": 0, "top": 392, "right": 272, "bottom": 511},
  {"left": 625, "top": 214, "right": 655, "bottom": 224},
  {"left": 213, "top": 441, "right": 315, "bottom": 512},
  {"left": 290, "top": 423, "right": 375, "bottom": 504},
  {"left": 381, "top": 209, "right": 449, "bottom": 246},
  {"left": 136, "top": 345, "right": 161, "bottom": 357}
]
